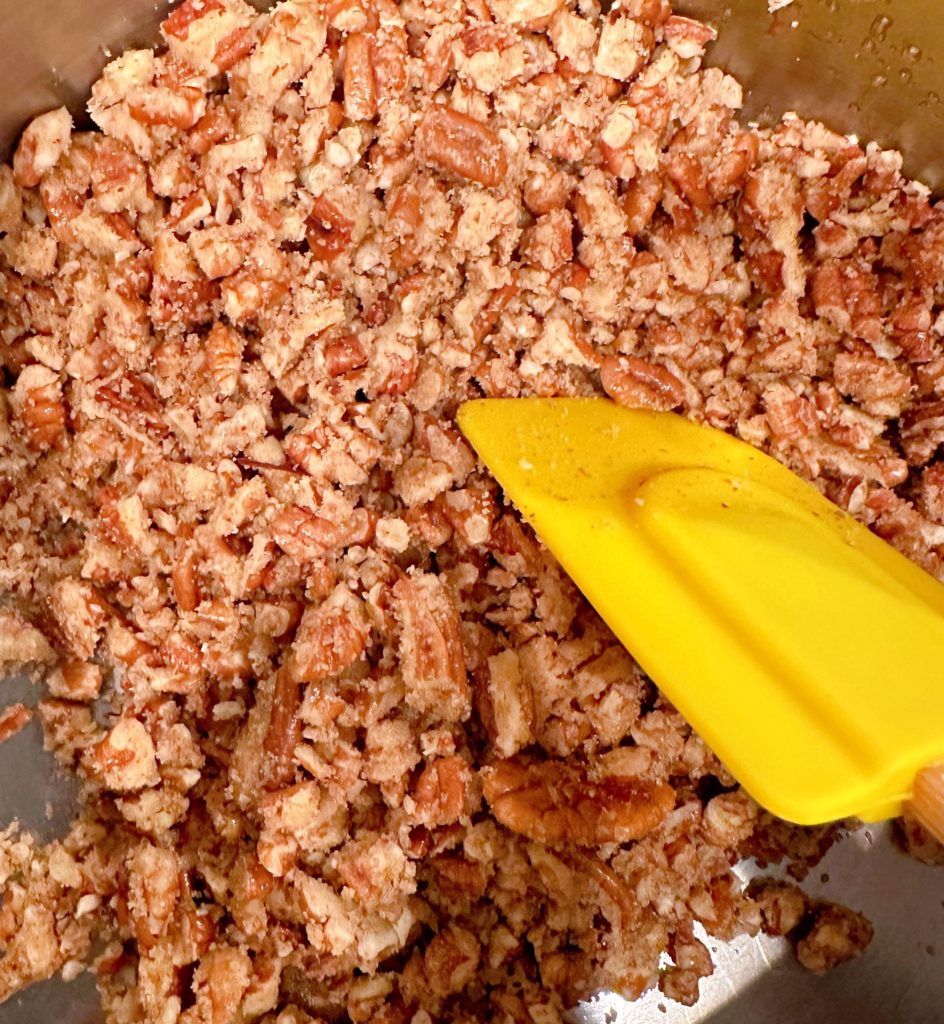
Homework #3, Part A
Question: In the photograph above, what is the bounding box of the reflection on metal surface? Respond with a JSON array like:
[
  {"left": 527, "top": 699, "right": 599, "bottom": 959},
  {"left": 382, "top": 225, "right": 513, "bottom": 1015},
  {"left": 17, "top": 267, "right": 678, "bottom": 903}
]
[
  {"left": 675, "top": 0, "right": 944, "bottom": 192},
  {"left": 579, "top": 829, "right": 944, "bottom": 1022}
]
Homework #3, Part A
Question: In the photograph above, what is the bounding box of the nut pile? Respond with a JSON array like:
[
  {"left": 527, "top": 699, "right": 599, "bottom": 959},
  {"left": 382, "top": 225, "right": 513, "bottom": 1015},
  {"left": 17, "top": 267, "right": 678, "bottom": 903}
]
[{"left": 7, "top": 0, "right": 944, "bottom": 1017}]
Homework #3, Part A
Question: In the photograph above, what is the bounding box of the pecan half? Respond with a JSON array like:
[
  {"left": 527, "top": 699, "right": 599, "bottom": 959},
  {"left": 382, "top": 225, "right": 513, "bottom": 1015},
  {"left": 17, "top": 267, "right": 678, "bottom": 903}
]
[{"left": 482, "top": 757, "right": 674, "bottom": 846}]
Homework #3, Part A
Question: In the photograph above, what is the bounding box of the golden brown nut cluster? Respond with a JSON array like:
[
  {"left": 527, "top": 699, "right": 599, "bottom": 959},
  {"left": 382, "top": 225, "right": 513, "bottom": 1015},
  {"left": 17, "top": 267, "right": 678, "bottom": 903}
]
[{"left": 6, "top": 0, "right": 939, "bottom": 1017}]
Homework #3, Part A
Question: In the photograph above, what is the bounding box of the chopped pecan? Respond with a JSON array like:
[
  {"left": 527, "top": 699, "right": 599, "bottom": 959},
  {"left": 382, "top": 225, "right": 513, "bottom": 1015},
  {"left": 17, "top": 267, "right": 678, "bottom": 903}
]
[
  {"left": 203, "top": 321, "right": 243, "bottom": 397},
  {"left": 162, "top": 0, "right": 224, "bottom": 40},
  {"left": 48, "top": 578, "right": 109, "bottom": 659},
  {"left": 0, "top": 704, "right": 33, "bottom": 744},
  {"left": 394, "top": 573, "right": 470, "bottom": 722},
  {"left": 324, "top": 335, "right": 368, "bottom": 376},
  {"left": 96, "top": 373, "right": 169, "bottom": 436},
  {"left": 263, "top": 667, "right": 302, "bottom": 788},
  {"left": 12, "top": 364, "right": 66, "bottom": 449},
  {"left": 482, "top": 757, "right": 674, "bottom": 846},
  {"left": 417, "top": 105, "right": 508, "bottom": 187},
  {"left": 413, "top": 755, "right": 473, "bottom": 827},
  {"left": 601, "top": 354, "right": 686, "bottom": 411},
  {"left": 172, "top": 551, "right": 201, "bottom": 612},
  {"left": 12, "top": 107, "right": 72, "bottom": 188},
  {"left": 796, "top": 902, "right": 874, "bottom": 974},
  {"left": 271, "top": 505, "right": 348, "bottom": 562},
  {"left": 214, "top": 25, "right": 255, "bottom": 71},
  {"left": 84, "top": 718, "right": 160, "bottom": 791},
  {"left": 344, "top": 33, "right": 377, "bottom": 121},
  {"left": 288, "top": 585, "right": 371, "bottom": 683},
  {"left": 423, "top": 925, "right": 480, "bottom": 998},
  {"left": 471, "top": 280, "right": 518, "bottom": 344}
]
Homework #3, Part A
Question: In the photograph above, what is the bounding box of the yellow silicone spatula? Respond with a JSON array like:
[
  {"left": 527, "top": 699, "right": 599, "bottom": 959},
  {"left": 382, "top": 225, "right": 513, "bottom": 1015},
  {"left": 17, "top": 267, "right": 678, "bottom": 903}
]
[{"left": 457, "top": 397, "right": 944, "bottom": 841}]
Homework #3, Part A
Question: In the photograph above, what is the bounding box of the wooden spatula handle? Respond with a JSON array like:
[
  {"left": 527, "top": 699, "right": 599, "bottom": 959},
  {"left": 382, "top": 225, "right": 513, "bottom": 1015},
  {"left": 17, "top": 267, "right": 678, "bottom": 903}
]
[{"left": 910, "top": 765, "right": 944, "bottom": 846}]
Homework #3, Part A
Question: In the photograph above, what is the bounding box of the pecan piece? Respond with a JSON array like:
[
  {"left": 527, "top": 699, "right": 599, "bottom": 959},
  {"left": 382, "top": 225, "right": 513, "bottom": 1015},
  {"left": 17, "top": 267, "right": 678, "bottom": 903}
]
[
  {"left": 306, "top": 195, "right": 353, "bottom": 263},
  {"left": 95, "top": 373, "right": 169, "bottom": 436},
  {"left": 601, "top": 354, "right": 686, "bottom": 411},
  {"left": 343, "top": 32, "right": 377, "bottom": 121},
  {"left": 161, "top": 0, "right": 224, "bottom": 40},
  {"left": 413, "top": 755, "right": 473, "bottom": 827},
  {"left": 482, "top": 757, "right": 674, "bottom": 846},
  {"left": 796, "top": 902, "right": 874, "bottom": 974},
  {"left": 0, "top": 704, "right": 33, "bottom": 744},
  {"left": 323, "top": 335, "right": 368, "bottom": 377},
  {"left": 12, "top": 107, "right": 72, "bottom": 188},
  {"left": 172, "top": 552, "right": 201, "bottom": 613},
  {"left": 417, "top": 105, "right": 508, "bottom": 187},
  {"left": 288, "top": 585, "right": 370, "bottom": 684},
  {"left": 471, "top": 279, "right": 518, "bottom": 344},
  {"left": 12, "top": 364, "right": 66, "bottom": 449},
  {"left": 271, "top": 506, "right": 348, "bottom": 562},
  {"left": 263, "top": 667, "right": 302, "bottom": 788},
  {"left": 394, "top": 573, "right": 470, "bottom": 723},
  {"left": 203, "top": 321, "right": 243, "bottom": 397},
  {"left": 84, "top": 718, "right": 160, "bottom": 791}
]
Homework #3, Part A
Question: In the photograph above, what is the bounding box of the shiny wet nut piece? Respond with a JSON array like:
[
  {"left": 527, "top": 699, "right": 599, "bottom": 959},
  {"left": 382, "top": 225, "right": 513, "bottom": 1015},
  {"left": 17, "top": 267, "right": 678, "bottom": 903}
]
[{"left": 1, "top": 0, "right": 941, "bottom": 1018}]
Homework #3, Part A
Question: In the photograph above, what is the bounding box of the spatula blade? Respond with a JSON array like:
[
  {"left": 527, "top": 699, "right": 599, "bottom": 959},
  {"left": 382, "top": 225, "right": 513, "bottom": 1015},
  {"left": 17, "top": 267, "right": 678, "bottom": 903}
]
[{"left": 458, "top": 397, "right": 944, "bottom": 824}]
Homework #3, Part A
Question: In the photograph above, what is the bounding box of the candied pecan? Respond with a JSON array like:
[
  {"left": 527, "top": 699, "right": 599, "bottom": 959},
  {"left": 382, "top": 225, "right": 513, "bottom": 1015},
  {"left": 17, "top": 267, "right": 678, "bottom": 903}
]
[
  {"left": 666, "top": 153, "right": 710, "bottom": 211},
  {"left": 601, "top": 354, "right": 686, "bottom": 411},
  {"left": 324, "top": 335, "right": 368, "bottom": 376},
  {"left": 214, "top": 25, "right": 255, "bottom": 71},
  {"left": 523, "top": 164, "right": 570, "bottom": 216},
  {"left": 0, "top": 703, "right": 33, "bottom": 744},
  {"left": 188, "top": 104, "right": 233, "bottom": 155},
  {"left": 95, "top": 373, "right": 169, "bottom": 436},
  {"left": 748, "top": 879, "right": 809, "bottom": 937},
  {"left": 48, "top": 578, "right": 109, "bottom": 659},
  {"left": 901, "top": 400, "right": 944, "bottom": 465},
  {"left": 430, "top": 853, "right": 488, "bottom": 902},
  {"left": 483, "top": 650, "right": 534, "bottom": 757},
  {"left": 393, "top": 573, "right": 470, "bottom": 722},
  {"left": 203, "top": 320, "right": 243, "bottom": 397},
  {"left": 46, "top": 661, "right": 103, "bottom": 701},
  {"left": 423, "top": 925, "right": 480, "bottom": 998},
  {"left": 128, "top": 85, "right": 204, "bottom": 130},
  {"left": 307, "top": 195, "right": 353, "bottom": 263},
  {"left": 662, "top": 14, "right": 715, "bottom": 55},
  {"left": 344, "top": 32, "right": 377, "bottom": 121},
  {"left": 594, "top": 15, "right": 654, "bottom": 81},
  {"left": 12, "top": 364, "right": 66, "bottom": 448},
  {"left": 417, "top": 105, "right": 508, "bottom": 188},
  {"left": 162, "top": 0, "right": 224, "bottom": 39},
  {"left": 263, "top": 667, "right": 302, "bottom": 788},
  {"left": 288, "top": 585, "right": 371, "bottom": 684},
  {"left": 659, "top": 920, "right": 714, "bottom": 1007},
  {"left": 482, "top": 757, "right": 675, "bottom": 847},
  {"left": 271, "top": 506, "right": 349, "bottom": 562},
  {"left": 373, "top": 24, "right": 408, "bottom": 102},
  {"left": 471, "top": 280, "right": 518, "bottom": 344},
  {"left": 412, "top": 755, "right": 473, "bottom": 827},
  {"left": 621, "top": 172, "right": 663, "bottom": 234},
  {"left": 172, "top": 552, "right": 201, "bottom": 612},
  {"left": 796, "top": 902, "right": 874, "bottom": 974},
  {"left": 893, "top": 812, "right": 944, "bottom": 866},
  {"left": 12, "top": 107, "right": 72, "bottom": 187},
  {"left": 150, "top": 275, "right": 219, "bottom": 328},
  {"left": 84, "top": 718, "right": 160, "bottom": 791}
]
